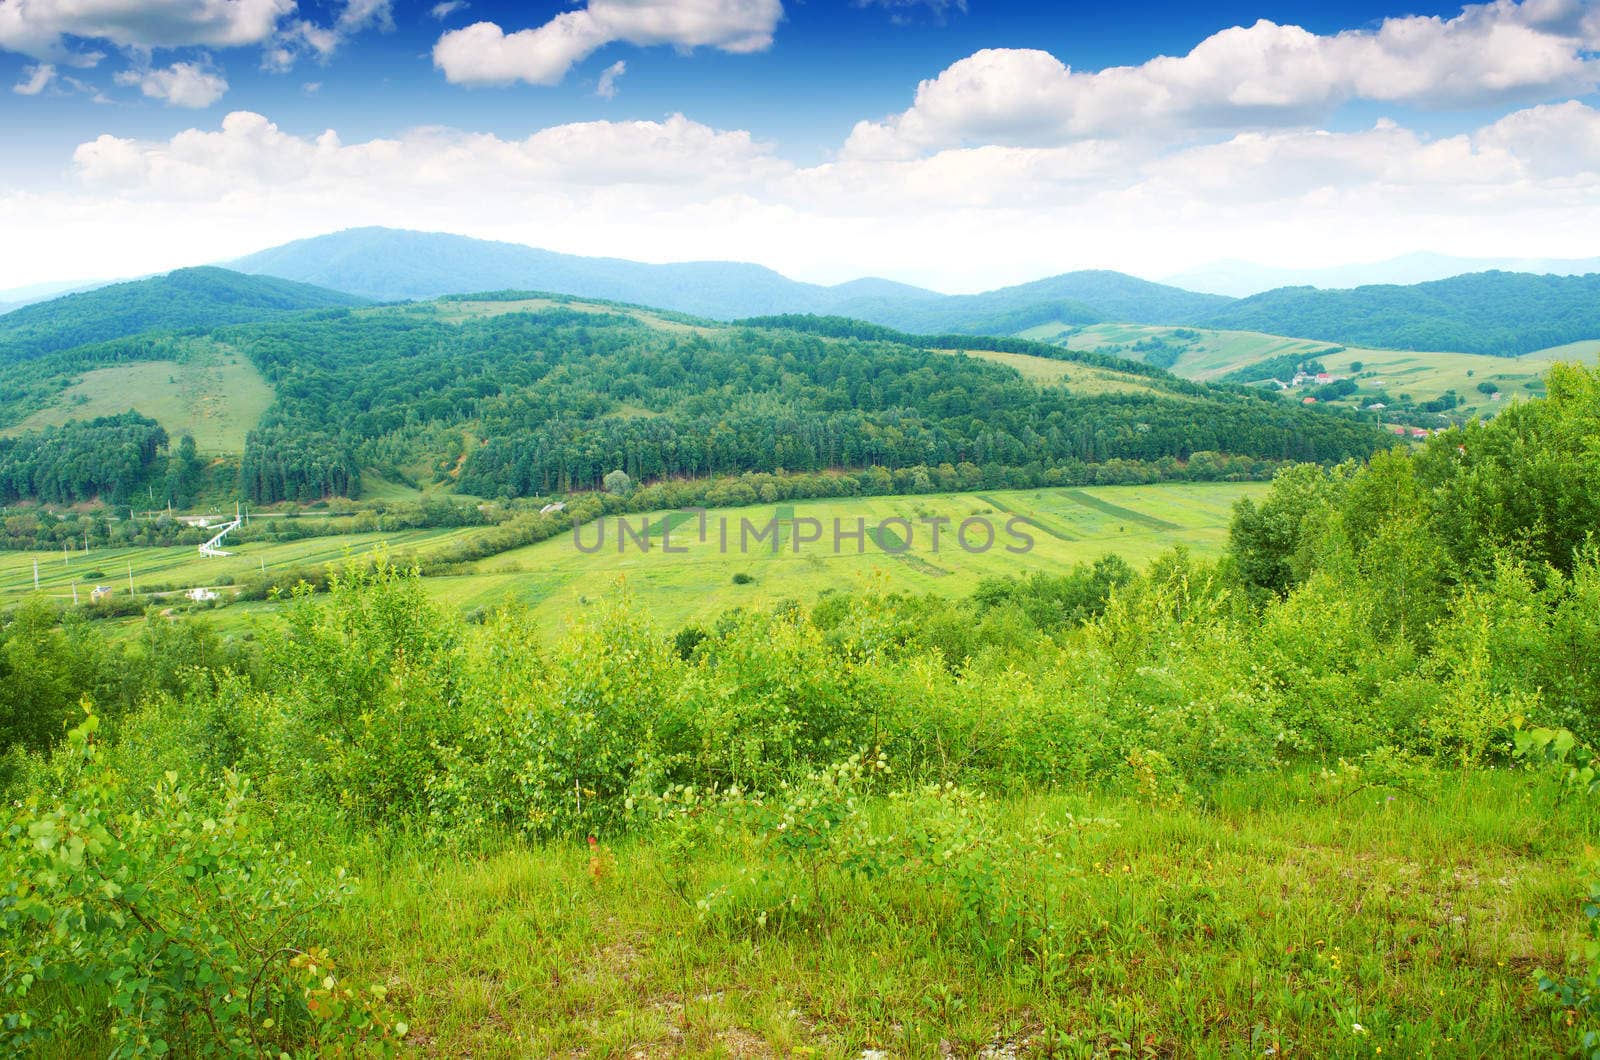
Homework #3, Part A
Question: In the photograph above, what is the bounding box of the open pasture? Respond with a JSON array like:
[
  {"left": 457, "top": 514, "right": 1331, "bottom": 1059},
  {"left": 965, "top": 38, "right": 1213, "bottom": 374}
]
[
  {"left": 0, "top": 483, "right": 1265, "bottom": 636},
  {"left": 3, "top": 341, "right": 274, "bottom": 453},
  {"left": 455, "top": 482, "right": 1264, "bottom": 635}
]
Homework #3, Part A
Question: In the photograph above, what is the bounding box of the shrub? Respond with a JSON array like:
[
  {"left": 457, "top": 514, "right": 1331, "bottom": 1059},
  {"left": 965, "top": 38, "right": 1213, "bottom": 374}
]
[{"left": 0, "top": 710, "right": 406, "bottom": 1057}]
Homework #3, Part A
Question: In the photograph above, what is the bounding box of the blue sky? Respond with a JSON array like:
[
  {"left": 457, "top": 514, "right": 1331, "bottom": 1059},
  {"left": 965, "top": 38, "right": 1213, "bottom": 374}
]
[{"left": 1, "top": 0, "right": 1597, "bottom": 290}]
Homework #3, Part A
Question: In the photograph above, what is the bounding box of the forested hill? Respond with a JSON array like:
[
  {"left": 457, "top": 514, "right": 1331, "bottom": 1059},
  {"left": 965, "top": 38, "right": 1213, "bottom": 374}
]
[
  {"left": 0, "top": 267, "right": 368, "bottom": 364},
  {"left": 234, "top": 302, "right": 1383, "bottom": 502},
  {"left": 1191, "top": 271, "right": 1600, "bottom": 356},
  {"left": 0, "top": 292, "right": 1387, "bottom": 506},
  {"left": 829, "top": 271, "right": 1230, "bottom": 333}
]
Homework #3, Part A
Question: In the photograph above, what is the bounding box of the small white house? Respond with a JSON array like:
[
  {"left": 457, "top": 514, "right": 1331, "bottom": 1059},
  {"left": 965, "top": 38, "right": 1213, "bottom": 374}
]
[
  {"left": 540, "top": 502, "right": 567, "bottom": 515},
  {"left": 89, "top": 585, "right": 113, "bottom": 603},
  {"left": 185, "top": 587, "right": 220, "bottom": 602}
]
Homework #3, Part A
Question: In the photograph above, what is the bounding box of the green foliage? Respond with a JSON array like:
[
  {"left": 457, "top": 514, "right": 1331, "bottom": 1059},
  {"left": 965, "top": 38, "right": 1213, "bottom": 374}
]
[
  {"left": 258, "top": 557, "right": 461, "bottom": 824},
  {"left": 0, "top": 710, "right": 403, "bottom": 1057},
  {"left": 0, "top": 411, "right": 167, "bottom": 505}
]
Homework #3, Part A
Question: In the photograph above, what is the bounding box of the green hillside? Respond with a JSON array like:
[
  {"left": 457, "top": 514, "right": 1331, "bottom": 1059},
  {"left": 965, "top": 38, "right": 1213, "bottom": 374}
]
[
  {"left": 0, "top": 267, "right": 368, "bottom": 364},
  {"left": 0, "top": 286, "right": 1388, "bottom": 509},
  {"left": 3, "top": 341, "right": 273, "bottom": 453},
  {"left": 1190, "top": 271, "right": 1600, "bottom": 356}
]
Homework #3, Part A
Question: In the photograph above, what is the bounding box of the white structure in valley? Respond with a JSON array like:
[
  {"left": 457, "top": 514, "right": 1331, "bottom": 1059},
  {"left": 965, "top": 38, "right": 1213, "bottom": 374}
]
[{"left": 199, "top": 505, "right": 243, "bottom": 557}]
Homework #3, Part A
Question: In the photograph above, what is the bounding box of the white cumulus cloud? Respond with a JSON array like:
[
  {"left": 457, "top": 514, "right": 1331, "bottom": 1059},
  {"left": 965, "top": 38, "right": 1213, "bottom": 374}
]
[
  {"left": 114, "top": 60, "right": 228, "bottom": 107},
  {"left": 844, "top": 0, "right": 1600, "bottom": 159},
  {"left": 0, "top": 0, "right": 294, "bottom": 65},
  {"left": 433, "top": 0, "right": 783, "bottom": 86}
]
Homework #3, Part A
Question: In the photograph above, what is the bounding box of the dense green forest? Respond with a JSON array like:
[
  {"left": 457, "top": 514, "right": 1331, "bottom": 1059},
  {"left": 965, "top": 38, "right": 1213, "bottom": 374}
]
[
  {"left": 0, "top": 267, "right": 367, "bottom": 365},
  {"left": 1194, "top": 271, "right": 1600, "bottom": 356},
  {"left": 0, "top": 272, "right": 1389, "bottom": 508},
  {"left": 0, "top": 412, "right": 168, "bottom": 505},
  {"left": 1, "top": 364, "right": 1597, "bottom": 1056},
  {"left": 227, "top": 305, "right": 1383, "bottom": 502}
]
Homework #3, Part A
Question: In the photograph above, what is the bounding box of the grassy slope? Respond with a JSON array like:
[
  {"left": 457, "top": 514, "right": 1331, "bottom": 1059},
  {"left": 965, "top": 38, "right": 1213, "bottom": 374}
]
[
  {"left": 1026, "top": 322, "right": 1600, "bottom": 418},
  {"left": 931, "top": 347, "right": 1190, "bottom": 398},
  {"left": 3, "top": 344, "right": 274, "bottom": 453},
  {"left": 336, "top": 769, "right": 1587, "bottom": 1056}
]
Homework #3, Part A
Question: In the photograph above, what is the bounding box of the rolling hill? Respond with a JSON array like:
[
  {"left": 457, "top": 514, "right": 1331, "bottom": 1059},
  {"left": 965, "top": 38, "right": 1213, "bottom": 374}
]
[
  {"left": 1166, "top": 251, "right": 1600, "bottom": 297},
  {"left": 228, "top": 229, "right": 1600, "bottom": 358},
  {"left": 1190, "top": 271, "right": 1600, "bottom": 356},
  {"left": 0, "top": 267, "right": 368, "bottom": 364},
  {"left": 228, "top": 227, "right": 925, "bottom": 319},
  {"left": 0, "top": 281, "right": 1387, "bottom": 508}
]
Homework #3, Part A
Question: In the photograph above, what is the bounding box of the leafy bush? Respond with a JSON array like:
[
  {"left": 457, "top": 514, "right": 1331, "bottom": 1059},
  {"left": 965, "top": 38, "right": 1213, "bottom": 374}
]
[{"left": 0, "top": 710, "right": 405, "bottom": 1057}]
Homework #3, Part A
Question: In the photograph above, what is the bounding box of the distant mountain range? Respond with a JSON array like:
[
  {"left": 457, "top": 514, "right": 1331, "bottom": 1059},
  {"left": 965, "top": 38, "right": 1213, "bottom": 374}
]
[
  {"left": 3, "top": 228, "right": 1598, "bottom": 362},
  {"left": 1166, "top": 252, "right": 1600, "bottom": 298},
  {"left": 227, "top": 227, "right": 1229, "bottom": 330}
]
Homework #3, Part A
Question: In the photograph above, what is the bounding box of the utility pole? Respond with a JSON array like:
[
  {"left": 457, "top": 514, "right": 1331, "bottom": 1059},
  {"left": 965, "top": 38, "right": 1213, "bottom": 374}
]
[
  {"left": 33, "top": 559, "right": 39, "bottom": 591},
  {"left": 71, "top": 581, "right": 78, "bottom": 606},
  {"left": 128, "top": 561, "right": 135, "bottom": 597}
]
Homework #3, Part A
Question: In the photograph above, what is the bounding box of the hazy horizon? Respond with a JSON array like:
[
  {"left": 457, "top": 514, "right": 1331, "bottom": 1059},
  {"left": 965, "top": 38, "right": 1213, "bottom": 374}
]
[{"left": 3, "top": 0, "right": 1600, "bottom": 291}]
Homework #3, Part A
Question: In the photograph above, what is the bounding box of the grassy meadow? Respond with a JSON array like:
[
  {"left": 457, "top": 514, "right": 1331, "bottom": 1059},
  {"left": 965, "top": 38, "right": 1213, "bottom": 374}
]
[
  {"left": 0, "top": 482, "right": 1265, "bottom": 636},
  {"left": 454, "top": 483, "right": 1262, "bottom": 634},
  {"left": 0, "top": 526, "right": 480, "bottom": 604},
  {"left": 4, "top": 340, "right": 274, "bottom": 453},
  {"left": 335, "top": 769, "right": 1590, "bottom": 1057}
]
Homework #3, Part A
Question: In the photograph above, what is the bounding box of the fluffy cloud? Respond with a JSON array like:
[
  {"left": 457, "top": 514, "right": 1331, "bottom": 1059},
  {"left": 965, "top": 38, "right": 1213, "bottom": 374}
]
[
  {"left": 114, "top": 60, "right": 228, "bottom": 106},
  {"left": 429, "top": 1, "right": 465, "bottom": 20},
  {"left": 11, "top": 59, "right": 52, "bottom": 92},
  {"left": 0, "top": 0, "right": 293, "bottom": 65},
  {"left": 433, "top": 0, "right": 783, "bottom": 86},
  {"left": 1475, "top": 98, "right": 1600, "bottom": 176},
  {"left": 596, "top": 59, "right": 626, "bottom": 99},
  {"left": 19, "top": 98, "right": 1594, "bottom": 296},
  {"left": 70, "top": 110, "right": 788, "bottom": 199},
  {"left": 845, "top": 0, "right": 1600, "bottom": 159}
]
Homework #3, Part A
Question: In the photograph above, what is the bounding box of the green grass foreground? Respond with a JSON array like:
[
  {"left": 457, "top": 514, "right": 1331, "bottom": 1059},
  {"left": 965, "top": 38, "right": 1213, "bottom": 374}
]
[{"left": 339, "top": 770, "right": 1587, "bottom": 1057}]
